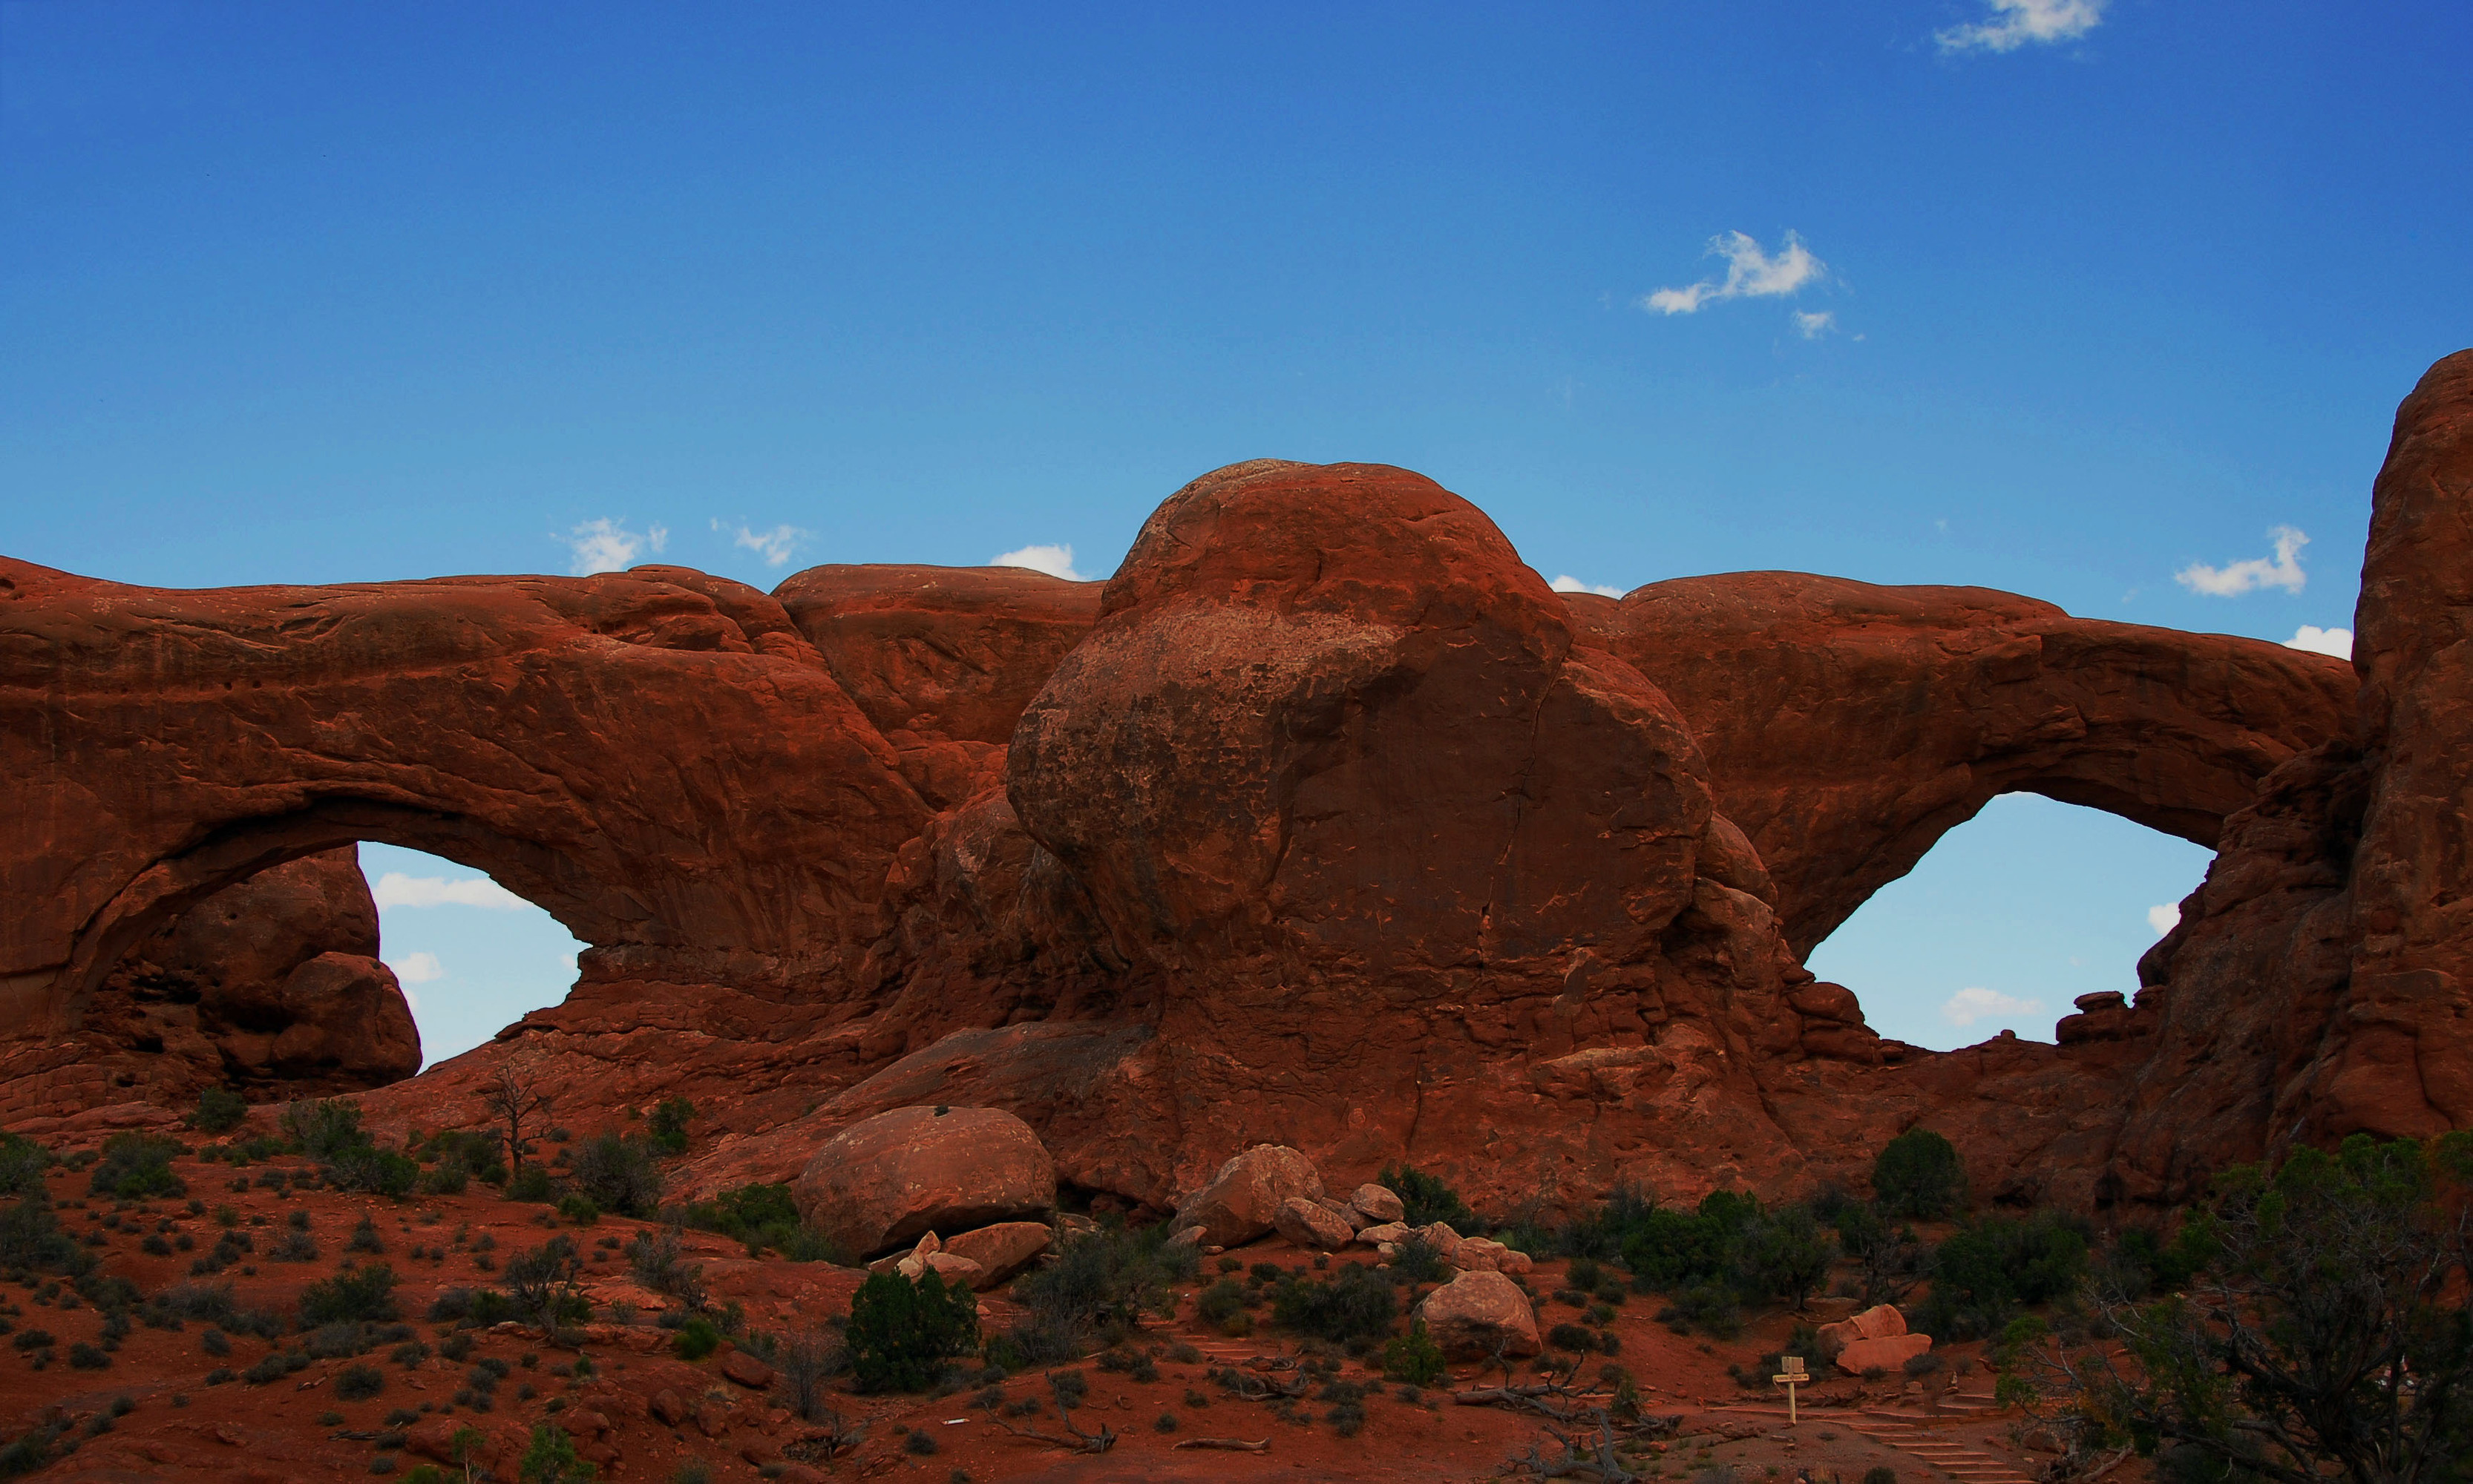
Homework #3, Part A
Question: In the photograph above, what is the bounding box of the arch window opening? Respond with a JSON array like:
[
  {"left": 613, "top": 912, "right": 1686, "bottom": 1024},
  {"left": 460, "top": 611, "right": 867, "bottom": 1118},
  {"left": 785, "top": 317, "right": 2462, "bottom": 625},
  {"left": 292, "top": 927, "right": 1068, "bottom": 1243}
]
[
  {"left": 359, "top": 842, "right": 586, "bottom": 1070},
  {"left": 1801, "top": 793, "right": 2212, "bottom": 1052}
]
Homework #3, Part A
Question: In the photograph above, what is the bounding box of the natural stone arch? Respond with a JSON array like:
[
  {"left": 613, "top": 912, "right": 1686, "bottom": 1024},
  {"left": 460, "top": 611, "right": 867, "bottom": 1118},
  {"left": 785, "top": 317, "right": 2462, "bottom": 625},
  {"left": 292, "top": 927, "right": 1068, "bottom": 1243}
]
[
  {"left": 0, "top": 556, "right": 931, "bottom": 1056},
  {"left": 1562, "top": 573, "right": 2358, "bottom": 954}
]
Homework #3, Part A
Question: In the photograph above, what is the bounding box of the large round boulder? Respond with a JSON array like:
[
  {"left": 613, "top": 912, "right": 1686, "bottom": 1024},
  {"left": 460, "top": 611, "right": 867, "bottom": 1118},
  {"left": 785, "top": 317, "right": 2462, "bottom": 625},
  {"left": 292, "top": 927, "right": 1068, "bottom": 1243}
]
[
  {"left": 791, "top": 1106, "right": 1057, "bottom": 1259},
  {"left": 1415, "top": 1270, "right": 1541, "bottom": 1359},
  {"left": 1173, "top": 1144, "right": 1325, "bottom": 1248}
]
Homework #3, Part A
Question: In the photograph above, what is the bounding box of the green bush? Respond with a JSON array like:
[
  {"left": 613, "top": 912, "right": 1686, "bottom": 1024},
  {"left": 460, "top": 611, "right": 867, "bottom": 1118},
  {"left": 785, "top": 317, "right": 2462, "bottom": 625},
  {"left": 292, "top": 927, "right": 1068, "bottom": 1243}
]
[
  {"left": 503, "top": 1237, "right": 592, "bottom": 1332},
  {"left": 193, "top": 1086, "right": 249, "bottom": 1135},
  {"left": 1012, "top": 1223, "right": 1195, "bottom": 1354},
  {"left": 283, "top": 1100, "right": 367, "bottom": 1161},
  {"left": 299, "top": 1264, "right": 401, "bottom": 1327},
  {"left": 647, "top": 1098, "right": 695, "bottom": 1156},
  {"left": 1270, "top": 1264, "right": 1396, "bottom": 1342},
  {"left": 1872, "top": 1129, "right": 1967, "bottom": 1220},
  {"left": 0, "top": 1136, "right": 50, "bottom": 1199},
  {"left": 556, "top": 1195, "right": 600, "bottom": 1227},
  {"left": 1731, "top": 1206, "right": 1837, "bottom": 1309},
  {"left": 1921, "top": 1210, "right": 2089, "bottom": 1339},
  {"left": 565, "top": 1135, "right": 660, "bottom": 1216},
  {"left": 335, "top": 1362, "right": 386, "bottom": 1400},
  {"left": 1617, "top": 1204, "right": 1729, "bottom": 1292},
  {"left": 88, "top": 1133, "right": 185, "bottom": 1200},
  {"left": 1381, "top": 1319, "right": 1446, "bottom": 1385},
  {"left": 1377, "top": 1166, "right": 1474, "bottom": 1231},
  {"left": 671, "top": 1316, "right": 721, "bottom": 1361},
  {"left": 847, "top": 1271, "right": 980, "bottom": 1393},
  {"left": 327, "top": 1146, "right": 418, "bottom": 1198},
  {"left": 2100, "top": 1221, "right": 2214, "bottom": 1300},
  {"left": 665, "top": 1182, "right": 838, "bottom": 1260},
  {"left": 517, "top": 1422, "right": 597, "bottom": 1483},
  {"left": 507, "top": 1166, "right": 555, "bottom": 1202}
]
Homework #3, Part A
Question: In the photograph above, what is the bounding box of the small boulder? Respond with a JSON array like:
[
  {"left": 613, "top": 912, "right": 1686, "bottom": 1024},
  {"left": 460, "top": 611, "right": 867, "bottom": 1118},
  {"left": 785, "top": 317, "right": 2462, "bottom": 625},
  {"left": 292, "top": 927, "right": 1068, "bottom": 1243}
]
[
  {"left": 1417, "top": 1221, "right": 1467, "bottom": 1263},
  {"left": 1452, "top": 1237, "right": 1532, "bottom": 1275},
  {"left": 1356, "top": 1221, "right": 1412, "bottom": 1248},
  {"left": 1273, "top": 1195, "right": 1355, "bottom": 1251},
  {"left": 719, "top": 1350, "right": 774, "bottom": 1389},
  {"left": 921, "top": 1251, "right": 985, "bottom": 1285},
  {"left": 1173, "top": 1145, "right": 1325, "bottom": 1247},
  {"left": 1816, "top": 1302, "right": 1907, "bottom": 1359},
  {"left": 792, "top": 1106, "right": 1057, "bottom": 1259},
  {"left": 941, "top": 1221, "right": 1053, "bottom": 1287},
  {"left": 1415, "top": 1270, "right": 1541, "bottom": 1359},
  {"left": 1349, "top": 1183, "right": 1405, "bottom": 1224},
  {"left": 1835, "top": 1332, "right": 1933, "bottom": 1376},
  {"left": 649, "top": 1389, "right": 688, "bottom": 1427}
]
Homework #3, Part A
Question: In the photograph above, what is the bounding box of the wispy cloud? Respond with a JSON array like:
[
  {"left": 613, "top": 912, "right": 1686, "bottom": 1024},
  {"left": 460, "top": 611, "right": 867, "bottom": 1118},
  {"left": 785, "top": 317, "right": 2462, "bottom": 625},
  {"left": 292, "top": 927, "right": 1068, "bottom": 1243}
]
[
  {"left": 713, "top": 519, "right": 810, "bottom": 568},
  {"left": 1936, "top": 0, "right": 2106, "bottom": 53},
  {"left": 1942, "top": 985, "right": 2045, "bottom": 1028},
  {"left": 2286, "top": 625, "right": 2353, "bottom": 659},
  {"left": 1549, "top": 574, "right": 1625, "bottom": 598},
  {"left": 992, "top": 544, "right": 1089, "bottom": 581},
  {"left": 2147, "top": 902, "right": 2181, "bottom": 936},
  {"left": 1792, "top": 310, "right": 1837, "bottom": 339},
  {"left": 563, "top": 518, "right": 667, "bottom": 576},
  {"left": 385, "top": 951, "right": 445, "bottom": 984},
  {"left": 372, "top": 872, "right": 529, "bottom": 911},
  {"left": 2176, "top": 526, "right": 2308, "bottom": 597},
  {"left": 1643, "top": 231, "right": 1827, "bottom": 316}
]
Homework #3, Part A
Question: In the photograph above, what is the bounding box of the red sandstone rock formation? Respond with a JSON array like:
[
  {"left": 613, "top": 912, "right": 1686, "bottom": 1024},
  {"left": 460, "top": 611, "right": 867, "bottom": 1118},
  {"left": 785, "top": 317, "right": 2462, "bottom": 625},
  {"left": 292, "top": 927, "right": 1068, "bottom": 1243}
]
[{"left": 3, "top": 352, "right": 2466, "bottom": 1219}]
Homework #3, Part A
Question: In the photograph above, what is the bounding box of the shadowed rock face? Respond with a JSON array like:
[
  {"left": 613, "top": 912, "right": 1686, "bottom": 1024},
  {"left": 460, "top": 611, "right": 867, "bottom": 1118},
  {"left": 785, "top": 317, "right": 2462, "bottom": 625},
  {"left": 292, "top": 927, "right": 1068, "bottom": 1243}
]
[{"left": 4, "top": 353, "right": 2466, "bottom": 1214}]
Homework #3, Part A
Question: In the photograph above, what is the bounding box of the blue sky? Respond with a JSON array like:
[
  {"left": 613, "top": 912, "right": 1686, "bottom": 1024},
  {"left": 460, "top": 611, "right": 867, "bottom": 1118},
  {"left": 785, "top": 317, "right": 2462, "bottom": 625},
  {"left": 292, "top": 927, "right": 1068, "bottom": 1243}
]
[{"left": 8, "top": 1, "right": 2465, "bottom": 1064}]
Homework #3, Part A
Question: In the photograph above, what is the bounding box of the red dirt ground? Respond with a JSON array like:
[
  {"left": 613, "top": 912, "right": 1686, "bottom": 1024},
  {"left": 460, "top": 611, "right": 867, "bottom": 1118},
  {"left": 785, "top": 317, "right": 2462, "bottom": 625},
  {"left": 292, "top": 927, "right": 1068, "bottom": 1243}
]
[{"left": 0, "top": 1138, "right": 2070, "bottom": 1483}]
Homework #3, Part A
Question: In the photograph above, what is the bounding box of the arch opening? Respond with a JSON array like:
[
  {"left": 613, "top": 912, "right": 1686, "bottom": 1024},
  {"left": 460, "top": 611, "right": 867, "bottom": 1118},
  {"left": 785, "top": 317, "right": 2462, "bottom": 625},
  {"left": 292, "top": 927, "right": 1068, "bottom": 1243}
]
[
  {"left": 358, "top": 844, "right": 586, "bottom": 1070},
  {"left": 1800, "top": 792, "right": 2212, "bottom": 1051}
]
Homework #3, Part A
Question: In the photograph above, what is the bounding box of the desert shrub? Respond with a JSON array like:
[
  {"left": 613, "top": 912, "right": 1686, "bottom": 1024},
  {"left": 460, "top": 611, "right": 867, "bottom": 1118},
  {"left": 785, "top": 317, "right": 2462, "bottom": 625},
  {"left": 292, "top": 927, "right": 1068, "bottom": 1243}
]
[
  {"left": 327, "top": 1146, "right": 418, "bottom": 1198},
  {"left": 1731, "top": 1206, "right": 1837, "bottom": 1309},
  {"left": 2097, "top": 1221, "right": 2214, "bottom": 1301},
  {"left": 1382, "top": 1318, "right": 1446, "bottom": 1385},
  {"left": 193, "top": 1086, "right": 249, "bottom": 1135},
  {"left": 1270, "top": 1264, "right": 1395, "bottom": 1343},
  {"left": 68, "top": 1341, "right": 110, "bottom": 1369},
  {"left": 564, "top": 1135, "right": 661, "bottom": 1217},
  {"left": 507, "top": 1166, "right": 554, "bottom": 1202},
  {"left": 1196, "top": 1279, "right": 1249, "bottom": 1328},
  {"left": 847, "top": 1271, "right": 980, "bottom": 1393},
  {"left": 299, "top": 1264, "right": 401, "bottom": 1327},
  {"left": 336, "top": 1362, "right": 386, "bottom": 1400},
  {"left": 1872, "top": 1129, "right": 1966, "bottom": 1220},
  {"left": 0, "top": 1198, "right": 92, "bottom": 1278},
  {"left": 419, "top": 1130, "right": 506, "bottom": 1186},
  {"left": 1660, "top": 1281, "right": 1743, "bottom": 1340},
  {"left": 672, "top": 1316, "right": 721, "bottom": 1361},
  {"left": 0, "top": 1422, "right": 64, "bottom": 1477},
  {"left": 770, "top": 1328, "right": 845, "bottom": 1421},
  {"left": 1617, "top": 1202, "right": 1732, "bottom": 1292},
  {"left": 555, "top": 1195, "right": 599, "bottom": 1227},
  {"left": 1861, "top": 1470, "right": 1897, "bottom": 1484},
  {"left": 0, "top": 1136, "right": 50, "bottom": 1200},
  {"left": 1012, "top": 1223, "right": 1193, "bottom": 1353},
  {"left": 666, "top": 1182, "right": 839, "bottom": 1260},
  {"left": 1387, "top": 1232, "right": 1451, "bottom": 1287},
  {"left": 503, "top": 1237, "right": 591, "bottom": 1332},
  {"left": 88, "top": 1133, "right": 184, "bottom": 1200},
  {"left": 283, "top": 1100, "right": 367, "bottom": 1160},
  {"left": 626, "top": 1227, "right": 707, "bottom": 1309},
  {"left": 349, "top": 1215, "right": 387, "bottom": 1254},
  {"left": 517, "top": 1422, "right": 596, "bottom": 1483},
  {"left": 416, "top": 1163, "right": 468, "bottom": 1197},
  {"left": 1378, "top": 1166, "right": 1474, "bottom": 1231},
  {"left": 1921, "top": 1210, "right": 2089, "bottom": 1339},
  {"left": 647, "top": 1097, "right": 695, "bottom": 1156}
]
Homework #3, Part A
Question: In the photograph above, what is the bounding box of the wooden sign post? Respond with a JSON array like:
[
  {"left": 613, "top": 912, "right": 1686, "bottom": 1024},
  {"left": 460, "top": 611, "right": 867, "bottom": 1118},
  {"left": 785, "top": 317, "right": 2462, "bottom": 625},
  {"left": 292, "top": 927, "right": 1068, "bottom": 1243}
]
[{"left": 1772, "top": 1354, "right": 1807, "bottom": 1425}]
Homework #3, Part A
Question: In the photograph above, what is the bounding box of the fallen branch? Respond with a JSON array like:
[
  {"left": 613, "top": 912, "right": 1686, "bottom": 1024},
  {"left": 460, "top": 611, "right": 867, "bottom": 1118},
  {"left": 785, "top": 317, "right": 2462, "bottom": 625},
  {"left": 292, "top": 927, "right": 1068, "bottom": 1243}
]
[{"left": 1174, "top": 1437, "right": 1271, "bottom": 1453}]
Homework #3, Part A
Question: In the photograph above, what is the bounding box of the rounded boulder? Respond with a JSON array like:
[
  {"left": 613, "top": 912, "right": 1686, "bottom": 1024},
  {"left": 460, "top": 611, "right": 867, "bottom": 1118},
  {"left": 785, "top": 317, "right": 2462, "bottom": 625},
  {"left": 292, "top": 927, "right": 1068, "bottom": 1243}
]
[
  {"left": 1415, "top": 1270, "right": 1541, "bottom": 1359},
  {"left": 1173, "top": 1144, "right": 1326, "bottom": 1248},
  {"left": 792, "top": 1105, "right": 1056, "bottom": 1259}
]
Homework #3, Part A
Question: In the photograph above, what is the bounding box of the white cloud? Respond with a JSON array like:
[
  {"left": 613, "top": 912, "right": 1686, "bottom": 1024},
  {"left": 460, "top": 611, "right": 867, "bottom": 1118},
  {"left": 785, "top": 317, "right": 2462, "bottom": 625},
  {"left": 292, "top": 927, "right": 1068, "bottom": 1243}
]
[
  {"left": 712, "top": 519, "right": 810, "bottom": 568},
  {"left": 1549, "top": 574, "right": 1625, "bottom": 598},
  {"left": 563, "top": 518, "right": 668, "bottom": 576},
  {"left": 2175, "top": 526, "right": 2308, "bottom": 597},
  {"left": 371, "top": 871, "right": 530, "bottom": 911},
  {"left": 992, "top": 544, "right": 1089, "bottom": 581},
  {"left": 1643, "top": 231, "right": 1827, "bottom": 316},
  {"left": 1942, "top": 985, "right": 2045, "bottom": 1027},
  {"left": 1792, "top": 310, "right": 1837, "bottom": 339},
  {"left": 2286, "top": 624, "right": 2353, "bottom": 659},
  {"left": 2147, "top": 902, "right": 2181, "bottom": 936},
  {"left": 1936, "top": 0, "right": 2106, "bottom": 53},
  {"left": 386, "top": 951, "right": 444, "bottom": 984}
]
